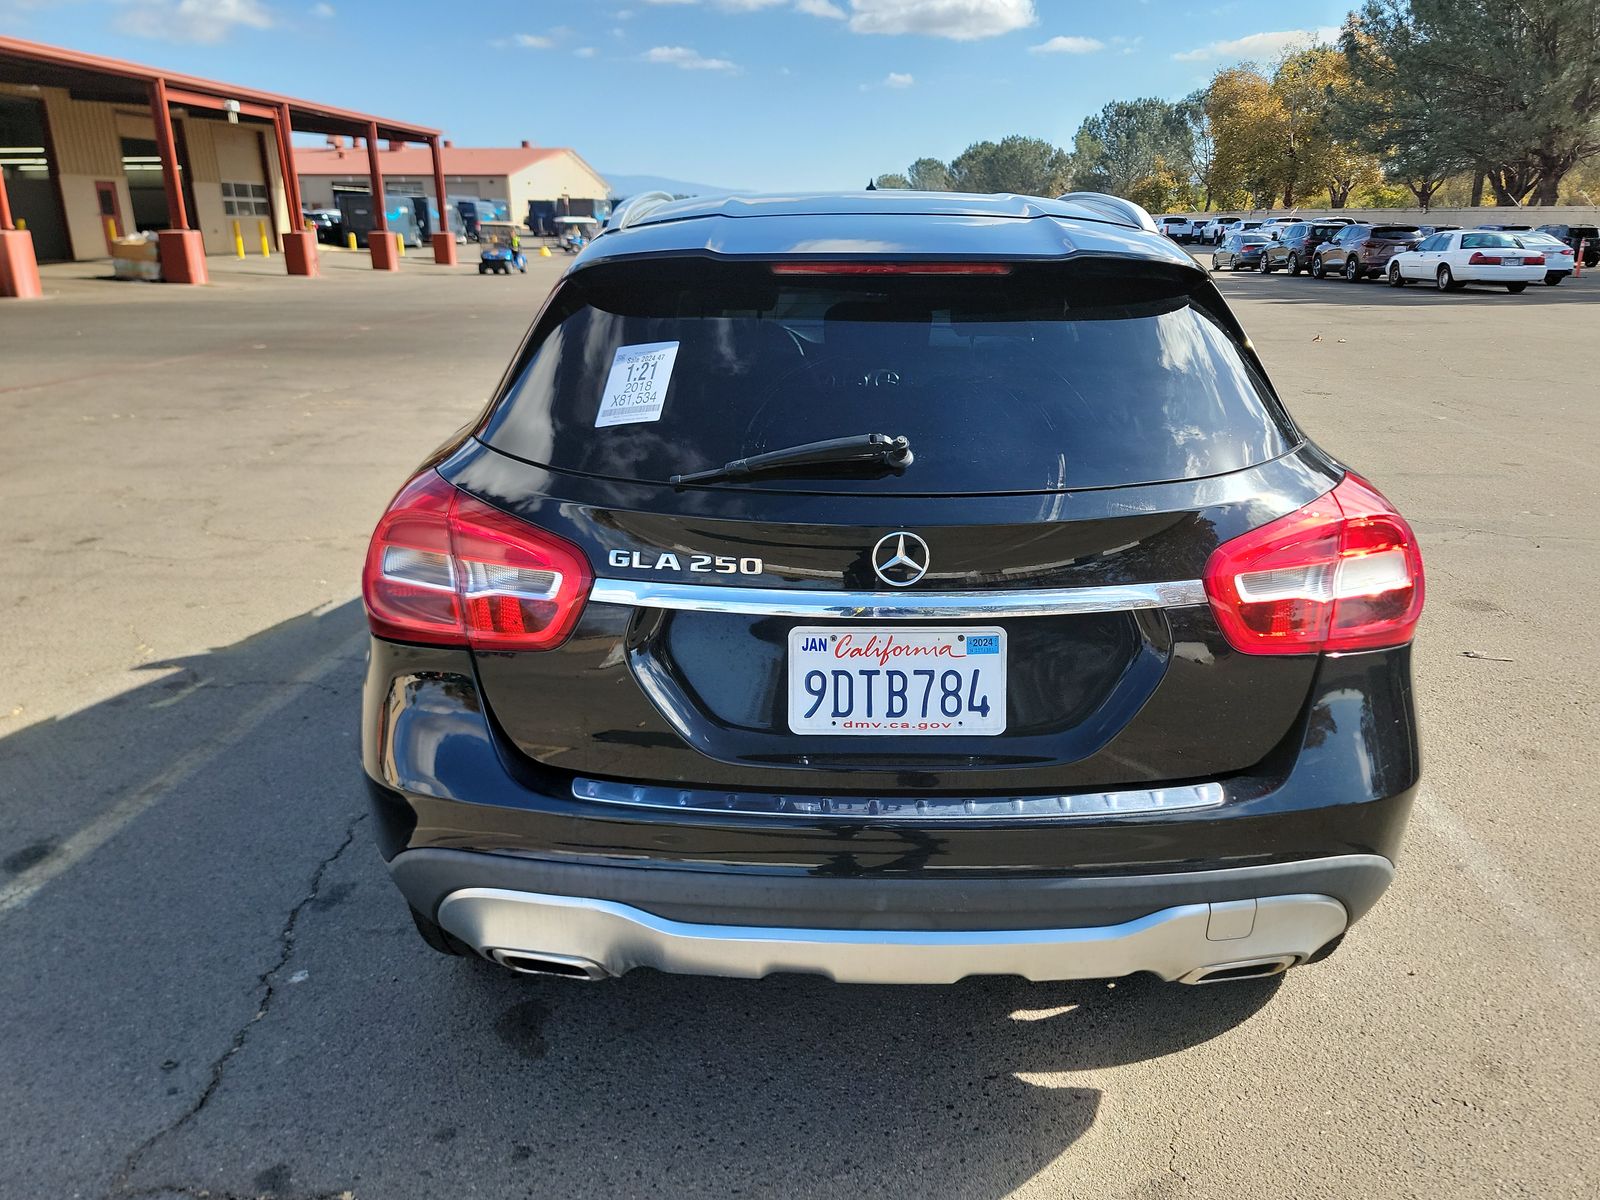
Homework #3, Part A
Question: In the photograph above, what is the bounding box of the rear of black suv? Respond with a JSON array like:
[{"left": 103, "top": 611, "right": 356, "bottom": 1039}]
[{"left": 361, "top": 193, "right": 1423, "bottom": 987}]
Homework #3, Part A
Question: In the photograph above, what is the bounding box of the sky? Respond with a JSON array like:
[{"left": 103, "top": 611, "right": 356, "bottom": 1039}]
[{"left": 0, "top": 0, "right": 1348, "bottom": 190}]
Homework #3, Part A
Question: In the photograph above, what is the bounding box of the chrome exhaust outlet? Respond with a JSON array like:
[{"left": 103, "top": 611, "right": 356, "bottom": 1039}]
[
  {"left": 490, "top": 949, "right": 610, "bottom": 981},
  {"left": 1177, "top": 955, "right": 1296, "bottom": 985}
]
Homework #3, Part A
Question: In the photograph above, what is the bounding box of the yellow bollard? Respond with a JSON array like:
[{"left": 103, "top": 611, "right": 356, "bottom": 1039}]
[
  {"left": 15, "top": 217, "right": 24, "bottom": 231},
  {"left": 396, "top": 232, "right": 405, "bottom": 258},
  {"left": 104, "top": 215, "right": 118, "bottom": 245},
  {"left": 346, "top": 231, "right": 358, "bottom": 251},
  {"left": 232, "top": 219, "right": 245, "bottom": 260},
  {"left": 538, "top": 244, "right": 551, "bottom": 257},
  {"left": 258, "top": 220, "right": 271, "bottom": 257}
]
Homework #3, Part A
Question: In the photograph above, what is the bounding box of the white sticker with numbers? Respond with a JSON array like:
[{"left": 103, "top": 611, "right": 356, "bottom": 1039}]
[{"left": 594, "top": 341, "right": 679, "bottom": 427}]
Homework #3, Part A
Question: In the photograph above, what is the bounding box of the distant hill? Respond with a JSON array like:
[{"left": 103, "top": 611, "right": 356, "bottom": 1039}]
[{"left": 604, "top": 173, "right": 744, "bottom": 199}]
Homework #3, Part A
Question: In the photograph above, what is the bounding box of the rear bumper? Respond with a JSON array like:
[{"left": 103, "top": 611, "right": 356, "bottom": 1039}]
[{"left": 387, "top": 842, "right": 1392, "bottom": 986}]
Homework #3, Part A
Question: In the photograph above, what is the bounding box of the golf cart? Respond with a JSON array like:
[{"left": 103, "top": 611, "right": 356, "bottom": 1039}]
[
  {"left": 554, "top": 214, "right": 600, "bottom": 253},
  {"left": 478, "top": 222, "right": 526, "bottom": 275}
]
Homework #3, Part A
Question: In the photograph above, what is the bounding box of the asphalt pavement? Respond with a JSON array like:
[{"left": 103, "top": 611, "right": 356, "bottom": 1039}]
[{"left": 0, "top": 245, "right": 1595, "bottom": 1199}]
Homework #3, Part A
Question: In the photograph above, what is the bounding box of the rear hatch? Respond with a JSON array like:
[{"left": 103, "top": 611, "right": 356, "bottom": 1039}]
[{"left": 450, "top": 253, "right": 1337, "bottom": 795}]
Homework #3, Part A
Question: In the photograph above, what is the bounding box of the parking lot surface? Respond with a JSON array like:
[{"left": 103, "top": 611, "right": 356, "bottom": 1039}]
[{"left": 1, "top": 253, "right": 1596, "bottom": 1199}]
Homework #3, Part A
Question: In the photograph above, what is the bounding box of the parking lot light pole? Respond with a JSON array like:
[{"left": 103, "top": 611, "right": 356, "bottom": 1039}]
[
  {"left": 276, "top": 102, "right": 319, "bottom": 278},
  {"left": 149, "top": 76, "right": 207, "bottom": 285},
  {"left": 428, "top": 136, "right": 457, "bottom": 267},
  {"left": 0, "top": 151, "right": 42, "bottom": 298},
  {"left": 365, "top": 121, "right": 398, "bottom": 272}
]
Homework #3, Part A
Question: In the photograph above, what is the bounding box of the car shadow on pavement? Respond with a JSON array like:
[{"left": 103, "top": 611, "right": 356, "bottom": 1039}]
[{"left": 0, "top": 599, "right": 1282, "bottom": 1200}]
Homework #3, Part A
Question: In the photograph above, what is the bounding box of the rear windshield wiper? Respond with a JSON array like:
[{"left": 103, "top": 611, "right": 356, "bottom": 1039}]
[{"left": 669, "top": 433, "right": 914, "bottom": 486}]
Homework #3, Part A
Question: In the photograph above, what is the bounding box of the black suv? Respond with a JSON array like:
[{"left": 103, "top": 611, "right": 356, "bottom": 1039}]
[
  {"left": 1536, "top": 223, "right": 1599, "bottom": 267},
  {"left": 1260, "top": 221, "right": 1351, "bottom": 275},
  {"left": 361, "top": 191, "right": 1424, "bottom": 988}
]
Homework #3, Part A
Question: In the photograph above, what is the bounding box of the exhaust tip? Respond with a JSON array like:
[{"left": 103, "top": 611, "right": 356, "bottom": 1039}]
[
  {"left": 491, "top": 950, "right": 610, "bottom": 981},
  {"left": 1177, "top": 955, "right": 1295, "bottom": 985}
]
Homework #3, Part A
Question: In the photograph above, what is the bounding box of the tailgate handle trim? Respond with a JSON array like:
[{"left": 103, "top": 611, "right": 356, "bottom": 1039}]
[{"left": 590, "top": 577, "right": 1206, "bottom": 619}]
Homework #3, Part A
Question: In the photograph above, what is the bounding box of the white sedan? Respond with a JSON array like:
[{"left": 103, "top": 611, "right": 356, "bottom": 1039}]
[
  {"left": 1510, "top": 230, "right": 1576, "bottom": 284},
  {"left": 1386, "top": 230, "right": 1547, "bottom": 292}
]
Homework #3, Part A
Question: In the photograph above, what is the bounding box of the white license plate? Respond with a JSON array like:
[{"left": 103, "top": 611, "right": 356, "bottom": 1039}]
[{"left": 786, "top": 626, "right": 1007, "bottom": 736}]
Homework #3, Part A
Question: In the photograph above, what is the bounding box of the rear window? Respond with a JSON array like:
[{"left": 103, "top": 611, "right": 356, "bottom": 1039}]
[
  {"left": 1568, "top": 226, "right": 1598, "bottom": 239},
  {"left": 479, "top": 259, "right": 1295, "bottom": 494},
  {"left": 1462, "top": 233, "right": 1519, "bottom": 249},
  {"left": 1371, "top": 226, "right": 1420, "bottom": 239},
  {"left": 1308, "top": 224, "right": 1344, "bottom": 238}
]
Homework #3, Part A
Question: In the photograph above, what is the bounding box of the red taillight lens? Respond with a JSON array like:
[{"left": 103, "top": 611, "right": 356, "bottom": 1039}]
[
  {"left": 362, "top": 472, "right": 592, "bottom": 650},
  {"left": 769, "top": 262, "right": 1012, "bottom": 275},
  {"left": 1467, "top": 251, "right": 1502, "bottom": 265},
  {"left": 1525, "top": 254, "right": 1545, "bottom": 265},
  {"left": 1203, "top": 474, "right": 1424, "bottom": 655}
]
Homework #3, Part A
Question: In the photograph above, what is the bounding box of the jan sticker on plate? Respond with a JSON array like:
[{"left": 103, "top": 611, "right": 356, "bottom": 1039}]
[{"left": 595, "top": 341, "right": 679, "bottom": 428}]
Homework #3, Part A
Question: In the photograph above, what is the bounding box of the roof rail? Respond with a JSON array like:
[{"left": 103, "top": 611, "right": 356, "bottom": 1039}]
[
  {"left": 1056, "top": 192, "right": 1160, "bottom": 234},
  {"left": 606, "top": 190, "right": 678, "bottom": 232}
]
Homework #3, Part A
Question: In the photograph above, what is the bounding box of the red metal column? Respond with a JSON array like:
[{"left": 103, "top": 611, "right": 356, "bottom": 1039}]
[
  {"left": 428, "top": 136, "right": 457, "bottom": 266},
  {"left": 148, "top": 77, "right": 206, "bottom": 284},
  {"left": 0, "top": 158, "right": 43, "bottom": 299},
  {"left": 275, "top": 102, "right": 318, "bottom": 277},
  {"left": 365, "top": 122, "right": 397, "bottom": 270}
]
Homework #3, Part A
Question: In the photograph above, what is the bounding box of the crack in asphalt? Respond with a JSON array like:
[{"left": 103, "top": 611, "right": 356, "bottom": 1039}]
[{"left": 107, "top": 812, "right": 367, "bottom": 1200}]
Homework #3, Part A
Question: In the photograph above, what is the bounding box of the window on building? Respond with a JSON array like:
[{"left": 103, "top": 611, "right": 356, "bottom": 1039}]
[{"left": 221, "top": 181, "right": 270, "bottom": 217}]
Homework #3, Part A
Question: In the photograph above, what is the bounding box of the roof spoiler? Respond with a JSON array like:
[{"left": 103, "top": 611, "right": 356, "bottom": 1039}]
[
  {"left": 1056, "top": 192, "right": 1160, "bottom": 234},
  {"left": 605, "top": 190, "right": 678, "bottom": 233}
]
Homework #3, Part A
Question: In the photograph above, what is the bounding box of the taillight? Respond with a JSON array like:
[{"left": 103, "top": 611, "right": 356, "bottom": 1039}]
[
  {"left": 1468, "top": 251, "right": 1503, "bottom": 265},
  {"left": 1203, "top": 474, "right": 1424, "bottom": 655},
  {"left": 1525, "top": 254, "right": 1545, "bottom": 265},
  {"left": 362, "top": 472, "right": 592, "bottom": 650},
  {"left": 770, "top": 262, "right": 1012, "bottom": 275}
]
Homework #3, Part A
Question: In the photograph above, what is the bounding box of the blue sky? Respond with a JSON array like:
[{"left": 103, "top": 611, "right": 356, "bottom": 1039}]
[{"left": 1, "top": 0, "right": 1347, "bottom": 190}]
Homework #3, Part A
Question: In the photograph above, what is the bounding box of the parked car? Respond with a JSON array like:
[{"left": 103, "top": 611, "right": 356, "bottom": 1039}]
[
  {"left": 1158, "top": 215, "right": 1195, "bottom": 241},
  {"left": 1259, "top": 221, "right": 1351, "bottom": 275},
  {"left": 1534, "top": 223, "right": 1599, "bottom": 267},
  {"left": 358, "top": 190, "right": 1423, "bottom": 989},
  {"left": 1385, "top": 229, "right": 1545, "bottom": 292},
  {"left": 1476, "top": 223, "right": 1531, "bottom": 232},
  {"left": 1514, "top": 230, "right": 1577, "bottom": 284},
  {"left": 1238, "top": 220, "right": 1269, "bottom": 234},
  {"left": 1202, "top": 216, "right": 1241, "bottom": 244},
  {"left": 302, "top": 208, "right": 342, "bottom": 245},
  {"left": 1415, "top": 224, "right": 1459, "bottom": 237},
  {"left": 1309, "top": 223, "right": 1421, "bottom": 280},
  {"left": 1211, "top": 231, "right": 1272, "bottom": 270}
]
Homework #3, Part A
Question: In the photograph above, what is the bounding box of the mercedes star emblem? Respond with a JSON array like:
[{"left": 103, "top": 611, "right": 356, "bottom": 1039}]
[{"left": 871, "top": 531, "right": 930, "bottom": 587}]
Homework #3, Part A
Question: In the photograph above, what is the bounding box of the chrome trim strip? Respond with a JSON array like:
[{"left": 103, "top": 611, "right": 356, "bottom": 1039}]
[
  {"left": 571, "top": 777, "right": 1225, "bottom": 821},
  {"left": 437, "top": 890, "right": 1349, "bottom": 985},
  {"left": 589, "top": 577, "right": 1207, "bottom": 619}
]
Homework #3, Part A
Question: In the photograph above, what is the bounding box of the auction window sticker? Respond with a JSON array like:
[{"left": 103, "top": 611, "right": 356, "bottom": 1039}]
[{"left": 594, "top": 341, "right": 679, "bottom": 427}]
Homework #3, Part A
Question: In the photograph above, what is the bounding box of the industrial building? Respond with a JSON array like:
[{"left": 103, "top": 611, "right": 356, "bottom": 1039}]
[
  {"left": 0, "top": 34, "right": 446, "bottom": 297},
  {"left": 295, "top": 141, "right": 611, "bottom": 232}
]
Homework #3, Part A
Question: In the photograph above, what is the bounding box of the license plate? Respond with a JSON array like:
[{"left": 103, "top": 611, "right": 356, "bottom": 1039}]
[{"left": 786, "top": 626, "right": 1007, "bottom": 736}]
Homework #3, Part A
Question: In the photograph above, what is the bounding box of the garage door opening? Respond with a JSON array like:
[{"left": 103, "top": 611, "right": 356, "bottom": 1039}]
[{"left": 0, "top": 94, "right": 70, "bottom": 261}]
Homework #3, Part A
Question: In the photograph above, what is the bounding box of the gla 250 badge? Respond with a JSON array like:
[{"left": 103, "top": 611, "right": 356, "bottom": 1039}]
[{"left": 608, "top": 549, "right": 764, "bottom": 575}]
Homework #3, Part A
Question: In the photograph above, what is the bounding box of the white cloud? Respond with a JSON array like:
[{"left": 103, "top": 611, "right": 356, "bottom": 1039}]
[
  {"left": 574, "top": 45, "right": 597, "bottom": 57},
  {"left": 514, "top": 32, "right": 553, "bottom": 47},
  {"left": 1173, "top": 25, "right": 1338, "bottom": 62},
  {"left": 641, "top": 44, "right": 740, "bottom": 70},
  {"left": 1029, "top": 34, "right": 1102, "bottom": 54},
  {"left": 309, "top": 1, "right": 333, "bottom": 15},
  {"left": 884, "top": 70, "right": 914, "bottom": 86},
  {"left": 116, "top": 0, "right": 273, "bottom": 43},
  {"left": 795, "top": 0, "right": 845, "bottom": 16},
  {"left": 845, "top": 0, "right": 1036, "bottom": 40}
]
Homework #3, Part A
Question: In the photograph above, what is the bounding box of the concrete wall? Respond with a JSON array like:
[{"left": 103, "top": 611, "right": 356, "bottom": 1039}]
[{"left": 1183, "top": 205, "right": 1600, "bottom": 226}]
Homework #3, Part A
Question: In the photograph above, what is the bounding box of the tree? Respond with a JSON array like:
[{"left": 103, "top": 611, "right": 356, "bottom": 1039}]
[
  {"left": 1180, "top": 90, "right": 1220, "bottom": 210},
  {"left": 874, "top": 173, "right": 911, "bottom": 189},
  {"left": 907, "top": 157, "right": 954, "bottom": 190},
  {"left": 1205, "top": 66, "right": 1283, "bottom": 207},
  {"left": 1068, "top": 98, "right": 1194, "bottom": 200},
  {"left": 947, "top": 135, "right": 1073, "bottom": 196},
  {"left": 1345, "top": 0, "right": 1600, "bottom": 205}
]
